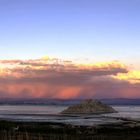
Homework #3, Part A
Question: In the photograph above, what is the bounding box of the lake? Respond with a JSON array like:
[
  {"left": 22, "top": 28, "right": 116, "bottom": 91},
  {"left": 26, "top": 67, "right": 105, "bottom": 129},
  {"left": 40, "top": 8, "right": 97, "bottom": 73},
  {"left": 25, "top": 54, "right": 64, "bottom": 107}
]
[{"left": 0, "top": 105, "right": 139, "bottom": 125}]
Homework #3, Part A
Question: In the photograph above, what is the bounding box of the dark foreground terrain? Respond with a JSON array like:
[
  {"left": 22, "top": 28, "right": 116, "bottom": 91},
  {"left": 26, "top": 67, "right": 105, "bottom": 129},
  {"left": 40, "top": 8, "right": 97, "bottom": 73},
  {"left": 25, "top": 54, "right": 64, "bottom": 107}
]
[{"left": 0, "top": 120, "right": 139, "bottom": 140}]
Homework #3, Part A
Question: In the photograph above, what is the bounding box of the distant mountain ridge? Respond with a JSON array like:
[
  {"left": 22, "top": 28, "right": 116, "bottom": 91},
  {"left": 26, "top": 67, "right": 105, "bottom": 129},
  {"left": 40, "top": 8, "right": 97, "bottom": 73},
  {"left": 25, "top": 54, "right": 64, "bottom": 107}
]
[{"left": 0, "top": 98, "right": 139, "bottom": 105}]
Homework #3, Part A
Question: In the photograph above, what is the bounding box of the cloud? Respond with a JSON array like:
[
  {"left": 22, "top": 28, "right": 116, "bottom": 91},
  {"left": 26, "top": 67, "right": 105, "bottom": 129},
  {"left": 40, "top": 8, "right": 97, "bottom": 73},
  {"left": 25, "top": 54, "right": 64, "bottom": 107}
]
[
  {"left": 0, "top": 57, "right": 139, "bottom": 99},
  {"left": 113, "top": 70, "right": 140, "bottom": 84}
]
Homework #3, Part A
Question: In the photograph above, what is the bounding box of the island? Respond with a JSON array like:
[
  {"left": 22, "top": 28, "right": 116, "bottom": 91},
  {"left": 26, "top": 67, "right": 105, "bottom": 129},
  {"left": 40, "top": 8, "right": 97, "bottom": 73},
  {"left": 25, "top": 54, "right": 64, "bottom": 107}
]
[{"left": 61, "top": 99, "right": 117, "bottom": 114}]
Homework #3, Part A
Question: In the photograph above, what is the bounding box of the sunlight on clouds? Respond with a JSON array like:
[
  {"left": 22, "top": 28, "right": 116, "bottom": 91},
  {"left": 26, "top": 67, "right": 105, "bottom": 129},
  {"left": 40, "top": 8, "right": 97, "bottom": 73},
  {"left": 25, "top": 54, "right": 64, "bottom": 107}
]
[
  {"left": 41, "top": 55, "right": 50, "bottom": 60},
  {"left": 78, "top": 61, "right": 127, "bottom": 70},
  {"left": 113, "top": 71, "right": 140, "bottom": 84},
  {"left": 0, "top": 56, "right": 139, "bottom": 98},
  {"left": 0, "top": 57, "right": 128, "bottom": 78}
]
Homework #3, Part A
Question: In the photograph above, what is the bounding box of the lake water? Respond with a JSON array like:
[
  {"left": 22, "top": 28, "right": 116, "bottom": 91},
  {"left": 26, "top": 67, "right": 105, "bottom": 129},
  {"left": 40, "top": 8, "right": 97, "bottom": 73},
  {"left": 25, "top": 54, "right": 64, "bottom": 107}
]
[
  {"left": 0, "top": 105, "right": 139, "bottom": 125},
  {"left": 104, "top": 106, "right": 140, "bottom": 119}
]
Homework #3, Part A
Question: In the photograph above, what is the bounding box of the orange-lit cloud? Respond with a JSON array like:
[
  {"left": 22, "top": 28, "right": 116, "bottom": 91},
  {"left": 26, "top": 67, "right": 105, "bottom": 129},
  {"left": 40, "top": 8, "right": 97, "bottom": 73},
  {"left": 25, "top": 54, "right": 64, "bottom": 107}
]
[
  {"left": 113, "top": 70, "right": 140, "bottom": 84},
  {"left": 0, "top": 57, "right": 139, "bottom": 99}
]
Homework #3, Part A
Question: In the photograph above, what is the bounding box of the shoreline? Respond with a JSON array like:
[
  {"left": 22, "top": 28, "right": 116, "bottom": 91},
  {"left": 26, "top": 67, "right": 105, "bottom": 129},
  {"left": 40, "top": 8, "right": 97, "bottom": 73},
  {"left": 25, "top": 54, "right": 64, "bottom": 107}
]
[{"left": 0, "top": 116, "right": 139, "bottom": 140}]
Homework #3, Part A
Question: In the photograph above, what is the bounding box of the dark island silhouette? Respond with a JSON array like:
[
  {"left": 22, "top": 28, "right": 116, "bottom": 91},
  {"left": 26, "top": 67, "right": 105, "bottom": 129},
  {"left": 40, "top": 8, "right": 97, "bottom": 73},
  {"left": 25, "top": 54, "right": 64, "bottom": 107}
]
[{"left": 61, "top": 99, "right": 117, "bottom": 114}]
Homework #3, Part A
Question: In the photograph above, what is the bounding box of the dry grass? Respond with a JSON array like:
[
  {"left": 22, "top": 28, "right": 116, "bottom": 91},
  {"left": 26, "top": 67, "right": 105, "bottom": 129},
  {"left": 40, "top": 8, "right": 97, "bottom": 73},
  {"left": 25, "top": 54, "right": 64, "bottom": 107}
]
[{"left": 0, "top": 120, "right": 139, "bottom": 140}]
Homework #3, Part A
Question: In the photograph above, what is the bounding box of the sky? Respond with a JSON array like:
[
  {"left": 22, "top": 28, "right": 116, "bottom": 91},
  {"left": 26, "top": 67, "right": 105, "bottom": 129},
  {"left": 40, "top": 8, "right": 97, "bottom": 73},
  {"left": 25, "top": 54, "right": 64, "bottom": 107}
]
[{"left": 0, "top": 0, "right": 140, "bottom": 99}]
